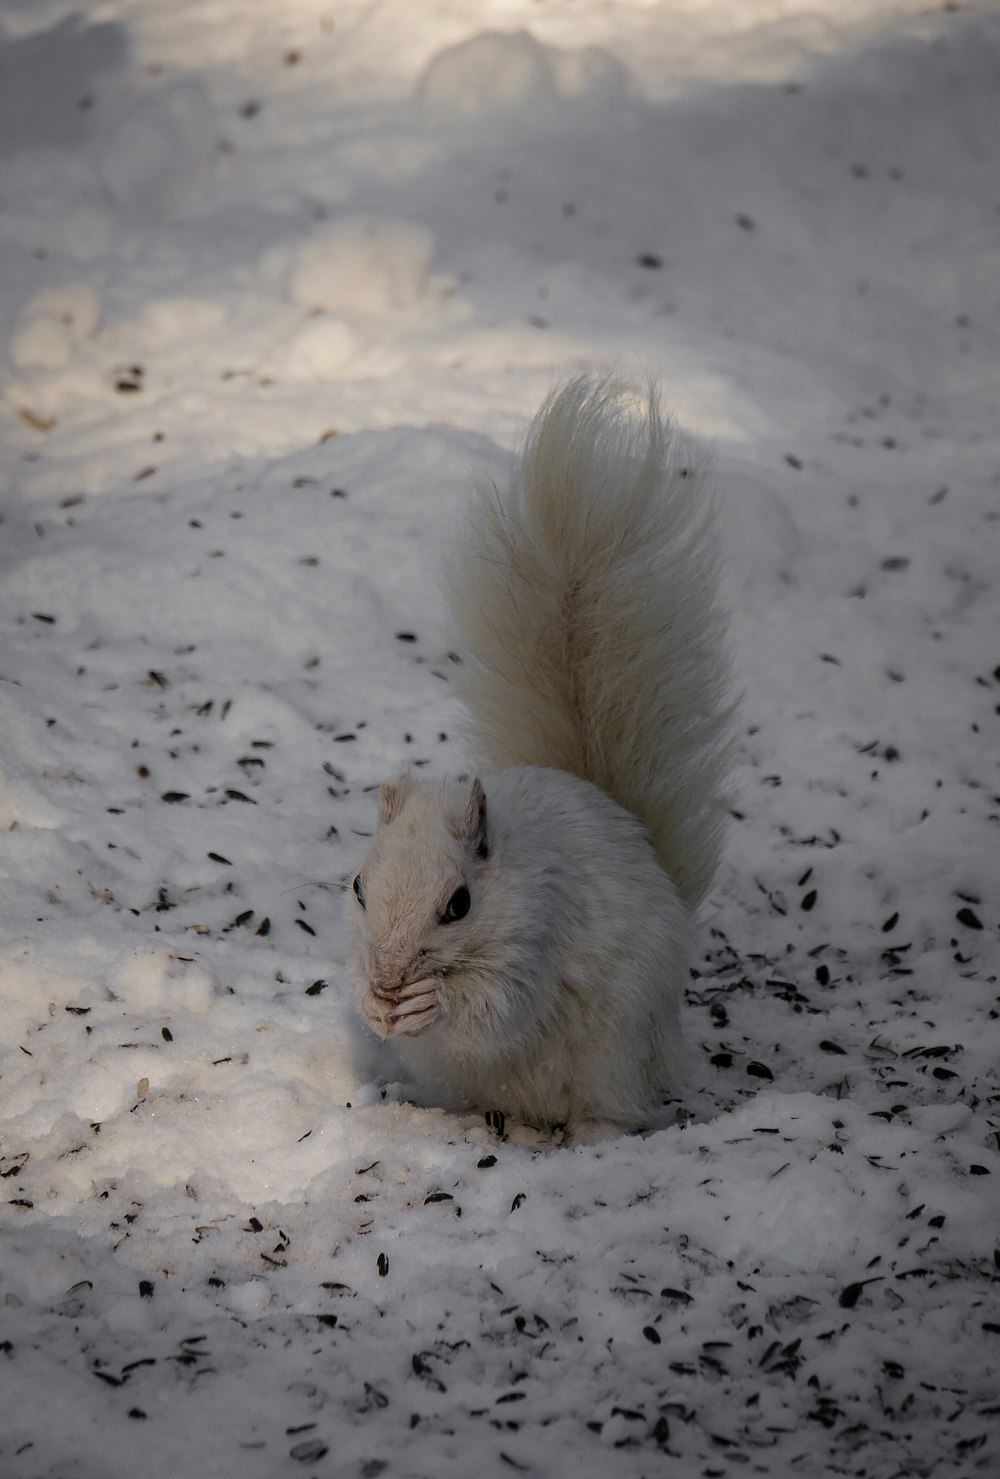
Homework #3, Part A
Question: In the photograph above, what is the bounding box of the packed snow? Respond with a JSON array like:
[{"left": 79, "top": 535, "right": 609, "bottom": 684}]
[{"left": 1, "top": 1, "right": 998, "bottom": 1476}]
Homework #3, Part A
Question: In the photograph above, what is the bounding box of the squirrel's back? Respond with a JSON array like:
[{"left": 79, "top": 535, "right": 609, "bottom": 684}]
[{"left": 447, "top": 373, "right": 734, "bottom": 909}]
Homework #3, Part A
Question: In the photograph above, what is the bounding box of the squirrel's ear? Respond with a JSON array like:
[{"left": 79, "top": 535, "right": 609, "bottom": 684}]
[
  {"left": 459, "top": 776, "right": 488, "bottom": 858},
  {"left": 378, "top": 773, "right": 413, "bottom": 826}
]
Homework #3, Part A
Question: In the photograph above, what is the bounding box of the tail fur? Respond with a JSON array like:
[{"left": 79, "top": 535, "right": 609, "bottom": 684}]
[{"left": 447, "top": 373, "right": 734, "bottom": 909}]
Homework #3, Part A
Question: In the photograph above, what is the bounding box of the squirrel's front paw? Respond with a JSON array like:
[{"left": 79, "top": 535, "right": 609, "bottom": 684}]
[
  {"left": 359, "top": 988, "right": 396, "bottom": 1039},
  {"left": 385, "top": 976, "right": 446, "bottom": 1037},
  {"left": 360, "top": 977, "right": 446, "bottom": 1039}
]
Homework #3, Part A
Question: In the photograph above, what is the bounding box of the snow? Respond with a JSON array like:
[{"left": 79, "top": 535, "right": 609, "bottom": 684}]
[{"left": 1, "top": 1, "right": 998, "bottom": 1475}]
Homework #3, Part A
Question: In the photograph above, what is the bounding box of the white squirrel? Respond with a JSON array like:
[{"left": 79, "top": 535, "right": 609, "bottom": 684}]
[{"left": 345, "top": 374, "right": 734, "bottom": 1144}]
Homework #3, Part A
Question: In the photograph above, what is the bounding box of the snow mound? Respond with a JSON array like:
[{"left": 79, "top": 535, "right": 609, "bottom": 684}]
[
  {"left": 272, "top": 317, "right": 363, "bottom": 381},
  {"left": 288, "top": 217, "right": 435, "bottom": 316},
  {"left": 550, "top": 41, "right": 628, "bottom": 102},
  {"left": 98, "top": 80, "right": 218, "bottom": 221},
  {"left": 10, "top": 284, "right": 100, "bottom": 370},
  {"left": 417, "top": 29, "right": 557, "bottom": 119},
  {"left": 415, "top": 29, "right": 626, "bottom": 122}
]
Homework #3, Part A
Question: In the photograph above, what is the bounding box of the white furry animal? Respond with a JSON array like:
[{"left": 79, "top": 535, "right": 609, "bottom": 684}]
[{"left": 345, "top": 374, "right": 734, "bottom": 1144}]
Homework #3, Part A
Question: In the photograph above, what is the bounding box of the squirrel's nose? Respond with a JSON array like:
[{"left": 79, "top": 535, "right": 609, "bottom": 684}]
[{"left": 371, "top": 957, "right": 409, "bottom": 996}]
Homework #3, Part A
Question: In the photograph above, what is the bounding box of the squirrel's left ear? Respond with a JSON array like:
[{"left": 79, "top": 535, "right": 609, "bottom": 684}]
[
  {"left": 459, "top": 777, "right": 488, "bottom": 858},
  {"left": 378, "top": 773, "right": 413, "bottom": 826}
]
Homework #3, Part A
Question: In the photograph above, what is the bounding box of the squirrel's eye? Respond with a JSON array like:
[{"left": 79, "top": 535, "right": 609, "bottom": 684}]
[
  {"left": 442, "top": 885, "right": 470, "bottom": 923},
  {"left": 352, "top": 874, "right": 365, "bottom": 909}
]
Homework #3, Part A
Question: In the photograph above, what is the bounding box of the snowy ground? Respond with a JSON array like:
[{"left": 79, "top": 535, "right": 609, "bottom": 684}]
[{"left": 1, "top": 1, "right": 999, "bottom": 1475}]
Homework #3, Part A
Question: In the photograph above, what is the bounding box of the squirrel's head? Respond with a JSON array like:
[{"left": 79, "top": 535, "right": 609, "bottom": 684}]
[{"left": 345, "top": 772, "right": 491, "bottom": 996}]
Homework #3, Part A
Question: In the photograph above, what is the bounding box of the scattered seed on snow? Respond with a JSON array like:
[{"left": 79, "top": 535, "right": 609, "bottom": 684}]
[{"left": 290, "top": 1440, "right": 328, "bottom": 1463}]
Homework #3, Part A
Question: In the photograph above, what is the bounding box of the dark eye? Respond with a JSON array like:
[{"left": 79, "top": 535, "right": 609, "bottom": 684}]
[
  {"left": 442, "top": 885, "right": 470, "bottom": 923},
  {"left": 352, "top": 874, "right": 365, "bottom": 909}
]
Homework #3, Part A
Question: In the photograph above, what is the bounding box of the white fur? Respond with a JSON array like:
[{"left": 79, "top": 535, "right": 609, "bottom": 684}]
[{"left": 345, "top": 374, "right": 733, "bottom": 1143}]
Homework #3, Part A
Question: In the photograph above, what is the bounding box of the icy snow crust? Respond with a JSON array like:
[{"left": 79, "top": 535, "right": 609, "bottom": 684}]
[{"left": 1, "top": 2, "right": 998, "bottom": 1475}]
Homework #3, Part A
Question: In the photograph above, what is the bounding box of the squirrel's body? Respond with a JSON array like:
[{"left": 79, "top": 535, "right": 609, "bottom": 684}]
[{"left": 345, "top": 375, "right": 733, "bottom": 1144}]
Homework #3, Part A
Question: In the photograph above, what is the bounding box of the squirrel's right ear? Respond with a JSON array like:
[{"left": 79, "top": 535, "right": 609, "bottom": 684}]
[{"left": 378, "top": 773, "right": 413, "bottom": 826}]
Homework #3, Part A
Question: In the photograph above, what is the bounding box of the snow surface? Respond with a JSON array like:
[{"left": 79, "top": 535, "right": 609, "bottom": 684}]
[{"left": 1, "top": 1, "right": 998, "bottom": 1475}]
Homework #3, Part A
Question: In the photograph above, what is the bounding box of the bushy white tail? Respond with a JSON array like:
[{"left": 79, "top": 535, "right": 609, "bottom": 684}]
[{"left": 448, "top": 374, "right": 734, "bottom": 909}]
